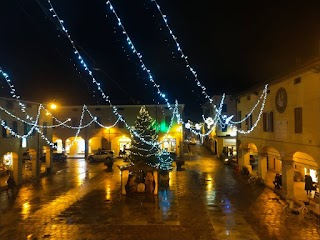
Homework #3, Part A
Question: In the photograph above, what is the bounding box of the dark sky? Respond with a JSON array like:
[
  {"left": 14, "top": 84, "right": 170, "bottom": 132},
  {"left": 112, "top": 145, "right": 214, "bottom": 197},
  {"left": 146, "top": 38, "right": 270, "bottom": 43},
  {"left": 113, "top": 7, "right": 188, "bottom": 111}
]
[{"left": 1, "top": 0, "right": 320, "bottom": 122}]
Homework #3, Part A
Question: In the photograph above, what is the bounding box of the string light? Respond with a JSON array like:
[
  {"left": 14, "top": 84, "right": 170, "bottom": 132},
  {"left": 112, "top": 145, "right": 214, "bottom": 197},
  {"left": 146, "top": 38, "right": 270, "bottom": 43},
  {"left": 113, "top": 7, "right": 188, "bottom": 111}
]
[
  {"left": 150, "top": 0, "right": 213, "bottom": 103},
  {"left": 47, "top": 0, "right": 180, "bottom": 148},
  {"left": 0, "top": 1, "right": 271, "bottom": 162}
]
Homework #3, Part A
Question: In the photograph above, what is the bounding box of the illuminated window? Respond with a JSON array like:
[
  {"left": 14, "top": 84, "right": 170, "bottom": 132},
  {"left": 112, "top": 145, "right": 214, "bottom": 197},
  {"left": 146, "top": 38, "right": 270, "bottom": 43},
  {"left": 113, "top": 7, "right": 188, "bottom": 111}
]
[{"left": 21, "top": 137, "right": 27, "bottom": 148}]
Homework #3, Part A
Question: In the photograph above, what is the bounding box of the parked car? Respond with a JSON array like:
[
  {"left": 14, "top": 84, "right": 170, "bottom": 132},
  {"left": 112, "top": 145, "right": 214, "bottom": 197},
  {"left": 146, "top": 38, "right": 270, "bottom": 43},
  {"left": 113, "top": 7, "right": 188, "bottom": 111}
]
[
  {"left": 53, "top": 153, "right": 67, "bottom": 162},
  {"left": 189, "top": 138, "right": 197, "bottom": 145},
  {"left": 87, "top": 150, "right": 114, "bottom": 163},
  {"left": 40, "top": 153, "right": 67, "bottom": 162}
]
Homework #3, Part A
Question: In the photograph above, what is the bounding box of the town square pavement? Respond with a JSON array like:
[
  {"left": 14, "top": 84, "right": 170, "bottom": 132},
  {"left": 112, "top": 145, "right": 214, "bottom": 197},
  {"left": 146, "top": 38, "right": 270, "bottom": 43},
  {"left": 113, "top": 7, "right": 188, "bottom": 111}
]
[{"left": 0, "top": 145, "right": 319, "bottom": 240}]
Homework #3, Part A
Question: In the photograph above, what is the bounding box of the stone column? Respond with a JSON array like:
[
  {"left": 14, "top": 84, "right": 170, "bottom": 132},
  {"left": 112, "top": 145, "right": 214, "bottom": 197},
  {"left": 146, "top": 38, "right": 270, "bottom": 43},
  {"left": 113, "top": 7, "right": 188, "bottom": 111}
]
[
  {"left": 258, "top": 153, "right": 267, "bottom": 180},
  {"left": 29, "top": 149, "right": 40, "bottom": 178},
  {"left": 12, "top": 153, "right": 22, "bottom": 185},
  {"left": 121, "top": 170, "right": 129, "bottom": 195},
  {"left": 281, "top": 159, "right": 295, "bottom": 199},
  {"left": 45, "top": 146, "right": 52, "bottom": 174}
]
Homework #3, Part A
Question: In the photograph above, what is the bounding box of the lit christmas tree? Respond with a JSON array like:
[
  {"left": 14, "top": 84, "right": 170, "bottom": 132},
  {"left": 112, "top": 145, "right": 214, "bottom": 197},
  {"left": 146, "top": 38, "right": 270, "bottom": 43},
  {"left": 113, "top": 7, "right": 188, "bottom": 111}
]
[{"left": 130, "top": 106, "right": 160, "bottom": 166}]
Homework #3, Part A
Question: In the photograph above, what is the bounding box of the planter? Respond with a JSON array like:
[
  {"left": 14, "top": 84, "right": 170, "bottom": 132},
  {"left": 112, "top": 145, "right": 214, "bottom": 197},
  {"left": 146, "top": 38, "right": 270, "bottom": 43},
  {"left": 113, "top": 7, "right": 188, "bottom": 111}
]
[
  {"left": 175, "top": 160, "right": 185, "bottom": 171},
  {"left": 104, "top": 161, "right": 113, "bottom": 169}
]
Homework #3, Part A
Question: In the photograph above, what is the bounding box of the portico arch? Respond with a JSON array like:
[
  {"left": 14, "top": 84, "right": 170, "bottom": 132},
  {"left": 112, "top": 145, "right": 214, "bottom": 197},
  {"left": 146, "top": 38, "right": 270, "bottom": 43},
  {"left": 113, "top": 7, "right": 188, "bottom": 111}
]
[
  {"left": 292, "top": 151, "right": 318, "bottom": 183},
  {"left": 260, "top": 147, "right": 281, "bottom": 181}
]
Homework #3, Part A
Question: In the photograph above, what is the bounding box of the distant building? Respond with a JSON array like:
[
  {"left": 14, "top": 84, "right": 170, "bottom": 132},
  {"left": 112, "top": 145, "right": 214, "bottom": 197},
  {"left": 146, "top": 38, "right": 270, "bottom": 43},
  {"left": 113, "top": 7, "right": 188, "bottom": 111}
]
[
  {"left": 235, "top": 57, "right": 320, "bottom": 198},
  {"left": 51, "top": 104, "right": 185, "bottom": 159},
  {"left": 202, "top": 95, "right": 237, "bottom": 157},
  {"left": 0, "top": 99, "right": 184, "bottom": 185},
  {"left": 0, "top": 97, "right": 53, "bottom": 184}
]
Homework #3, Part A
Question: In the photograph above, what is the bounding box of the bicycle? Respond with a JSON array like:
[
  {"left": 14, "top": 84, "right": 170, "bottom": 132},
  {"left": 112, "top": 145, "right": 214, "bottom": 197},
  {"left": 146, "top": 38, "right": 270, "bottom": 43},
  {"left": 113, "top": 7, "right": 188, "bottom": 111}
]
[
  {"left": 247, "top": 175, "right": 264, "bottom": 185},
  {"left": 283, "top": 200, "right": 313, "bottom": 220}
]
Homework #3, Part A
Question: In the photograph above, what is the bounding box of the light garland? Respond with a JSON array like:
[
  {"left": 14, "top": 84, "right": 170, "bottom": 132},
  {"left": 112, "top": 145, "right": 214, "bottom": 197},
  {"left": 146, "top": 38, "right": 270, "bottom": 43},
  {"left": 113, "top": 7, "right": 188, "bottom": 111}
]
[
  {"left": 236, "top": 84, "right": 268, "bottom": 134},
  {"left": 150, "top": 0, "right": 213, "bottom": 103},
  {"left": 105, "top": 1, "right": 228, "bottom": 138},
  {"left": 0, "top": 1, "right": 271, "bottom": 162},
  {"left": 46, "top": 0, "right": 180, "bottom": 149}
]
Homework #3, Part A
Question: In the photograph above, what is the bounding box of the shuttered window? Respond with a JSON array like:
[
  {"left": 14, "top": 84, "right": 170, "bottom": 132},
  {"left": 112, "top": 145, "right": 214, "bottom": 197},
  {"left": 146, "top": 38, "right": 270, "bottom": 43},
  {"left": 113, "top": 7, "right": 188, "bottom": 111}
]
[
  {"left": 294, "top": 107, "right": 302, "bottom": 133},
  {"left": 263, "top": 112, "right": 273, "bottom": 132}
]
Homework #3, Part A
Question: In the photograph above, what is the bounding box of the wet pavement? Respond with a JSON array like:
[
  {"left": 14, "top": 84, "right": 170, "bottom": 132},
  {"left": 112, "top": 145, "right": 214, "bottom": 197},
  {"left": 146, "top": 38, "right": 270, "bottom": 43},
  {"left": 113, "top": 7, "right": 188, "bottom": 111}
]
[{"left": 0, "top": 145, "right": 319, "bottom": 240}]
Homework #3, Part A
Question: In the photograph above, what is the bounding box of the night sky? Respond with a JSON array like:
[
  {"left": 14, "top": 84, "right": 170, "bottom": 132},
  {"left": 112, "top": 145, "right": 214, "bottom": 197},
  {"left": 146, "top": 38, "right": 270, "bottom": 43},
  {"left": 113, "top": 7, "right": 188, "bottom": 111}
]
[{"left": 1, "top": 0, "right": 320, "bottom": 122}]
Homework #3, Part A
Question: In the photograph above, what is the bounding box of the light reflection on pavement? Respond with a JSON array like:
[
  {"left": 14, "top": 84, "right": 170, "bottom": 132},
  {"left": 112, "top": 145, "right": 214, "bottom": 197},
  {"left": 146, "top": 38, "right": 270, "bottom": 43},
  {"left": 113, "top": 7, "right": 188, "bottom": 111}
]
[{"left": 0, "top": 149, "right": 318, "bottom": 240}]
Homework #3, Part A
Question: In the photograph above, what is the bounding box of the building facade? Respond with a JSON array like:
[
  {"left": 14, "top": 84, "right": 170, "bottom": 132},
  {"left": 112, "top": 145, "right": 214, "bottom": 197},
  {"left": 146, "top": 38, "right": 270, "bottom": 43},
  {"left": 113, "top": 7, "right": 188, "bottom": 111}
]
[
  {"left": 202, "top": 95, "right": 237, "bottom": 157},
  {"left": 51, "top": 104, "right": 185, "bottom": 159},
  {"left": 236, "top": 57, "right": 320, "bottom": 199},
  {"left": 0, "top": 97, "right": 53, "bottom": 185}
]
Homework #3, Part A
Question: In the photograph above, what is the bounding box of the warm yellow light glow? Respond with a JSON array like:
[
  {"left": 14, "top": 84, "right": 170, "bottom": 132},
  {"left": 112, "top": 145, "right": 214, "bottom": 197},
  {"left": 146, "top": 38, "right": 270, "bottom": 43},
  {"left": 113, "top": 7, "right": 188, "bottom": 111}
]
[
  {"left": 22, "top": 202, "right": 31, "bottom": 219},
  {"left": 105, "top": 182, "right": 111, "bottom": 200},
  {"left": 50, "top": 103, "right": 57, "bottom": 110},
  {"left": 3, "top": 152, "right": 13, "bottom": 165}
]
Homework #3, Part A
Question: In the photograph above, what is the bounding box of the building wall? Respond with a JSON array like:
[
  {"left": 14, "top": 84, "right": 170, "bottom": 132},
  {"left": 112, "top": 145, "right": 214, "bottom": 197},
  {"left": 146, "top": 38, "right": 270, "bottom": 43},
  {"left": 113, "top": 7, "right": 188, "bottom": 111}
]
[
  {"left": 202, "top": 95, "right": 237, "bottom": 157},
  {"left": 236, "top": 58, "right": 320, "bottom": 196},
  {"left": 51, "top": 104, "right": 185, "bottom": 158}
]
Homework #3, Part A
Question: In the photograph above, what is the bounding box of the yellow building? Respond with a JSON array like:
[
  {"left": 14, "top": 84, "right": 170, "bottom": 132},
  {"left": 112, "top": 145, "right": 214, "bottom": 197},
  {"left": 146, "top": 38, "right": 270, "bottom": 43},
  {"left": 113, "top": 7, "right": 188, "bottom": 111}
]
[
  {"left": 236, "top": 57, "right": 320, "bottom": 199},
  {"left": 51, "top": 104, "right": 185, "bottom": 159},
  {"left": 0, "top": 97, "right": 53, "bottom": 185},
  {"left": 202, "top": 95, "right": 237, "bottom": 158}
]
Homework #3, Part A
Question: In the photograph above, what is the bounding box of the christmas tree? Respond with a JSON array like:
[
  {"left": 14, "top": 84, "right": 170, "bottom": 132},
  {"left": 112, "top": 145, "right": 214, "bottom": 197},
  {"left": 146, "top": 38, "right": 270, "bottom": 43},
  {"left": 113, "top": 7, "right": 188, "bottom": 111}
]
[{"left": 129, "top": 106, "right": 160, "bottom": 166}]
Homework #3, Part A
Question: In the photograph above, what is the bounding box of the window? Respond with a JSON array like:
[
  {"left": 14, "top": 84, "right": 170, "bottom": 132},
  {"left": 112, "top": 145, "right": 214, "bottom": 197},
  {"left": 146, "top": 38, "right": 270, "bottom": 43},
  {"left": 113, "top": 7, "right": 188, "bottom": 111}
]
[
  {"left": 245, "top": 114, "right": 252, "bottom": 130},
  {"left": 12, "top": 121, "right": 18, "bottom": 135},
  {"left": 237, "top": 111, "right": 241, "bottom": 129},
  {"left": 43, "top": 122, "right": 47, "bottom": 135},
  {"left": 222, "top": 104, "right": 227, "bottom": 113},
  {"left": 294, "top": 107, "right": 302, "bottom": 133},
  {"left": 263, "top": 112, "right": 274, "bottom": 132},
  {"left": 294, "top": 77, "right": 301, "bottom": 85},
  {"left": 221, "top": 125, "right": 228, "bottom": 132},
  {"left": 2, "top": 120, "right": 8, "bottom": 138},
  {"left": 95, "top": 117, "right": 101, "bottom": 129},
  {"left": 165, "top": 116, "right": 171, "bottom": 127},
  {"left": 24, "top": 122, "right": 35, "bottom": 136}
]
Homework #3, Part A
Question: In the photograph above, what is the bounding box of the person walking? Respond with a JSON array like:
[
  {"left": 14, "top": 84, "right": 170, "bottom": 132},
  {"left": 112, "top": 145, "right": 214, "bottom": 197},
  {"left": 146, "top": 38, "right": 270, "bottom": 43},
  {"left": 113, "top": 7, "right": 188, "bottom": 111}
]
[
  {"left": 304, "top": 174, "right": 313, "bottom": 195},
  {"left": 187, "top": 144, "right": 192, "bottom": 156},
  {"left": 6, "top": 170, "right": 16, "bottom": 198}
]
